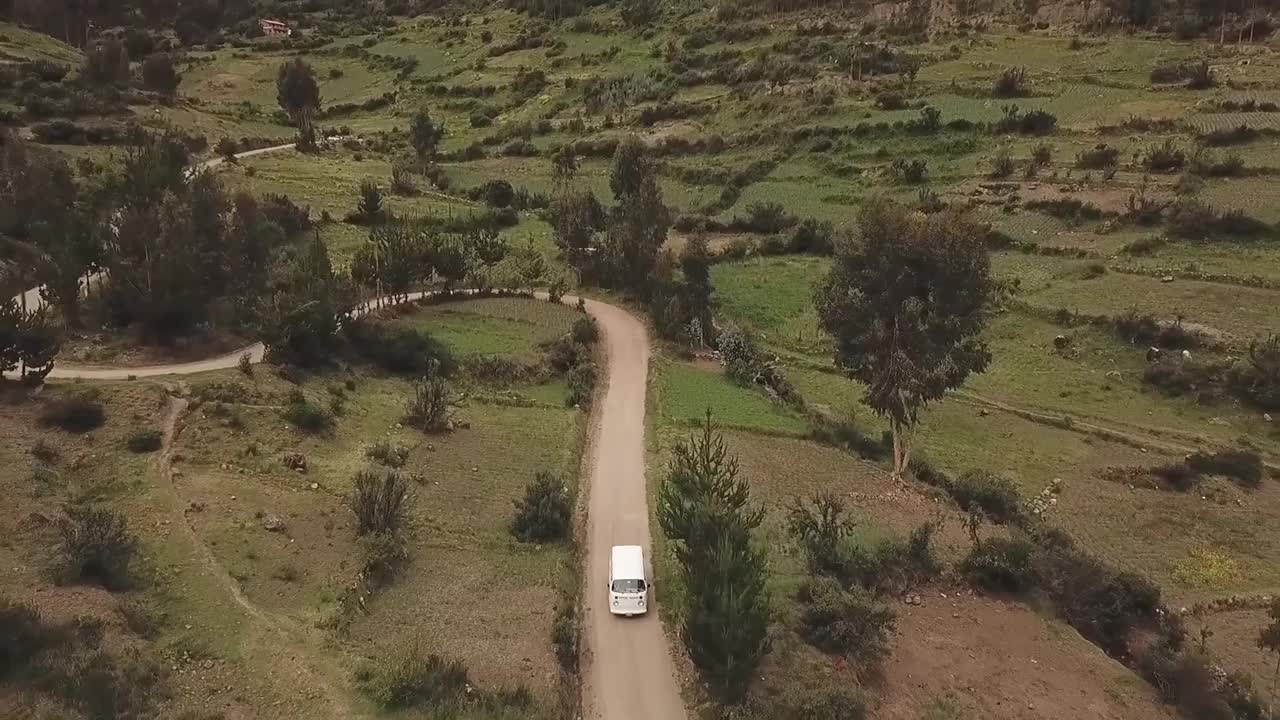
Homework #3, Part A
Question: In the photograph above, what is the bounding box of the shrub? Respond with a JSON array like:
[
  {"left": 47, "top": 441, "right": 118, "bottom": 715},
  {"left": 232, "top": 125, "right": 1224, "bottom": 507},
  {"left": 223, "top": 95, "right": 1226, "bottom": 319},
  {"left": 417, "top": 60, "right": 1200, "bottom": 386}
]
[
  {"left": 989, "top": 148, "right": 1015, "bottom": 178},
  {"left": 1143, "top": 139, "right": 1186, "bottom": 172},
  {"left": 962, "top": 536, "right": 1037, "bottom": 593},
  {"left": 358, "top": 531, "right": 408, "bottom": 588},
  {"left": 787, "top": 493, "right": 854, "bottom": 579},
  {"left": 282, "top": 392, "right": 334, "bottom": 433},
  {"left": 1200, "top": 125, "right": 1258, "bottom": 147},
  {"left": 30, "top": 439, "right": 60, "bottom": 464},
  {"left": 510, "top": 471, "right": 571, "bottom": 543},
  {"left": 404, "top": 370, "right": 452, "bottom": 432},
  {"left": 1186, "top": 449, "right": 1264, "bottom": 488},
  {"left": 992, "top": 66, "right": 1028, "bottom": 97},
  {"left": 873, "top": 91, "right": 907, "bottom": 110},
  {"left": 1026, "top": 198, "right": 1103, "bottom": 224},
  {"left": 1031, "top": 143, "right": 1053, "bottom": 166},
  {"left": 565, "top": 362, "right": 597, "bottom": 407},
  {"left": 359, "top": 644, "right": 469, "bottom": 710},
  {"left": 56, "top": 506, "right": 137, "bottom": 591},
  {"left": 345, "top": 321, "right": 455, "bottom": 376},
  {"left": 889, "top": 158, "right": 927, "bottom": 184},
  {"left": 994, "top": 105, "right": 1057, "bottom": 135},
  {"left": 0, "top": 597, "right": 61, "bottom": 678},
  {"left": 1120, "top": 235, "right": 1166, "bottom": 256},
  {"left": 1154, "top": 461, "right": 1200, "bottom": 491},
  {"left": 796, "top": 577, "right": 895, "bottom": 671},
  {"left": 551, "top": 604, "right": 578, "bottom": 673},
  {"left": 734, "top": 201, "right": 797, "bottom": 234},
  {"left": 1189, "top": 149, "right": 1245, "bottom": 178},
  {"left": 949, "top": 470, "right": 1023, "bottom": 523},
  {"left": 237, "top": 352, "right": 253, "bottom": 376},
  {"left": 571, "top": 317, "right": 599, "bottom": 345},
  {"left": 366, "top": 440, "right": 409, "bottom": 469},
  {"left": 349, "top": 470, "right": 412, "bottom": 537},
  {"left": 1187, "top": 60, "right": 1214, "bottom": 89},
  {"left": 1075, "top": 144, "right": 1120, "bottom": 169},
  {"left": 39, "top": 395, "right": 106, "bottom": 433},
  {"left": 125, "top": 430, "right": 163, "bottom": 454}
]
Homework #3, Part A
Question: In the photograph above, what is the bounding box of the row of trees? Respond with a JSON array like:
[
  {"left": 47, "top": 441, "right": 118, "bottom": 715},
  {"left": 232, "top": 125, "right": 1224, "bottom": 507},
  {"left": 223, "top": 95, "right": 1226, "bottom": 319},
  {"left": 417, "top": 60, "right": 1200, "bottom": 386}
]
[
  {"left": 349, "top": 218, "right": 510, "bottom": 299},
  {"left": 1, "top": 130, "right": 317, "bottom": 352}
]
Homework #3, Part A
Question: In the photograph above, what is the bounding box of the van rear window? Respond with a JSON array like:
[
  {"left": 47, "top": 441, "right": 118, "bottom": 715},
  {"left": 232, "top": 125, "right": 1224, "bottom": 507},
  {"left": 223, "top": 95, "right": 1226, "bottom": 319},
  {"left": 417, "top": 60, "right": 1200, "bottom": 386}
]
[{"left": 611, "top": 579, "right": 646, "bottom": 593}]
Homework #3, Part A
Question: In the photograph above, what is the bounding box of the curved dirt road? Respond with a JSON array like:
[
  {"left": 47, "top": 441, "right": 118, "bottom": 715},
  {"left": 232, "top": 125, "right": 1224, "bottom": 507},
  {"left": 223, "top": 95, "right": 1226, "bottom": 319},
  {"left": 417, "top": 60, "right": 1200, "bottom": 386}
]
[{"left": 579, "top": 298, "right": 687, "bottom": 720}]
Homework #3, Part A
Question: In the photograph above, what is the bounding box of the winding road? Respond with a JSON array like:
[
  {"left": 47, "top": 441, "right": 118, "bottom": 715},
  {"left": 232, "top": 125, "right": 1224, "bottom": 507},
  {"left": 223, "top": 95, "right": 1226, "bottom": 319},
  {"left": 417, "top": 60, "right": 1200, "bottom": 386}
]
[{"left": 13, "top": 136, "right": 689, "bottom": 718}]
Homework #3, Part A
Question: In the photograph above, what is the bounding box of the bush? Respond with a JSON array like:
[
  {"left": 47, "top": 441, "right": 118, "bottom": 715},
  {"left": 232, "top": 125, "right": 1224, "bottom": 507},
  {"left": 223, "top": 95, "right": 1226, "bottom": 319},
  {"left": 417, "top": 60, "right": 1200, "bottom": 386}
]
[
  {"left": 1200, "top": 125, "right": 1258, "bottom": 147},
  {"left": 949, "top": 470, "right": 1023, "bottom": 523},
  {"left": 796, "top": 577, "right": 895, "bottom": 671},
  {"left": 992, "top": 66, "right": 1028, "bottom": 97},
  {"left": 733, "top": 201, "right": 797, "bottom": 234},
  {"left": 406, "top": 371, "right": 452, "bottom": 432},
  {"left": 1186, "top": 449, "right": 1264, "bottom": 488},
  {"left": 962, "top": 536, "right": 1037, "bottom": 593},
  {"left": 873, "top": 92, "right": 907, "bottom": 110},
  {"left": 565, "top": 362, "right": 597, "bottom": 407},
  {"left": 125, "top": 430, "right": 163, "bottom": 454},
  {"left": 345, "top": 320, "right": 455, "bottom": 376},
  {"left": 1143, "top": 139, "right": 1186, "bottom": 172},
  {"left": 30, "top": 439, "right": 60, "bottom": 464},
  {"left": 56, "top": 506, "right": 137, "bottom": 591},
  {"left": 1075, "top": 144, "right": 1120, "bottom": 169},
  {"left": 39, "top": 395, "right": 106, "bottom": 433},
  {"left": 366, "top": 440, "right": 409, "bottom": 469},
  {"left": 282, "top": 392, "right": 334, "bottom": 433},
  {"left": 889, "top": 158, "right": 927, "bottom": 183},
  {"left": 989, "top": 148, "right": 1015, "bottom": 178},
  {"left": 551, "top": 604, "right": 578, "bottom": 673},
  {"left": 358, "top": 531, "right": 408, "bottom": 588},
  {"left": 359, "top": 644, "right": 469, "bottom": 710},
  {"left": 571, "top": 317, "right": 599, "bottom": 346},
  {"left": 349, "top": 470, "right": 412, "bottom": 537},
  {"left": 510, "top": 471, "right": 571, "bottom": 543}
]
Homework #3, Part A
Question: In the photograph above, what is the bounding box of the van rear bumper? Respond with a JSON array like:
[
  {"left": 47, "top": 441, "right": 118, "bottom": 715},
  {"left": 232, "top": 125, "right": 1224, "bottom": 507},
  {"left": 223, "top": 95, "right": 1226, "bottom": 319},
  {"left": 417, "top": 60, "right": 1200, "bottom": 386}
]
[{"left": 609, "top": 593, "right": 648, "bottom": 616}]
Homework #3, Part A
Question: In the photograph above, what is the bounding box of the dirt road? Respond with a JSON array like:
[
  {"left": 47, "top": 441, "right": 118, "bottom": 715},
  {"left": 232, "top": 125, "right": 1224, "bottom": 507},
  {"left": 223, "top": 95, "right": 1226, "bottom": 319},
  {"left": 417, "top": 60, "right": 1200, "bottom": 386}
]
[{"left": 579, "top": 298, "right": 688, "bottom": 720}]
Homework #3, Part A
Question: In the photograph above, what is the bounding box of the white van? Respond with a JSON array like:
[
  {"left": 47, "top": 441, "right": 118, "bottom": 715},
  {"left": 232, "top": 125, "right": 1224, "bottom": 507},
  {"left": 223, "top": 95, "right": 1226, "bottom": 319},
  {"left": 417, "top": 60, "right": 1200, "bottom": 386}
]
[{"left": 609, "top": 545, "right": 648, "bottom": 616}]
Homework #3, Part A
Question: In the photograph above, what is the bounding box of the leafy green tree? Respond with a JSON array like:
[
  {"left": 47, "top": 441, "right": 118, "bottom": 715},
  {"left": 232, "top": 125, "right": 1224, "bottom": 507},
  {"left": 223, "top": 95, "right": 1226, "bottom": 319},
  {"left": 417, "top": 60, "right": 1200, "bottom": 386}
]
[
  {"left": 512, "top": 237, "right": 548, "bottom": 292},
  {"left": 430, "top": 234, "right": 470, "bottom": 293},
  {"left": 356, "top": 179, "right": 385, "bottom": 223},
  {"left": 814, "top": 199, "right": 1000, "bottom": 477},
  {"left": 277, "top": 58, "right": 321, "bottom": 149},
  {"left": 351, "top": 218, "right": 430, "bottom": 301},
  {"left": 225, "top": 193, "right": 284, "bottom": 319},
  {"left": 408, "top": 107, "right": 445, "bottom": 161},
  {"left": 0, "top": 136, "right": 99, "bottom": 328},
  {"left": 552, "top": 189, "right": 605, "bottom": 277},
  {"left": 259, "top": 231, "right": 353, "bottom": 367},
  {"left": 141, "top": 52, "right": 181, "bottom": 97},
  {"left": 603, "top": 136, "right": 669, "bottom": 293},
  {"left": 15, "top": 306, "right": 61, "bottom": 384},
  {"left": 658, "top": 411, "right": 769, "bottom": 701}
]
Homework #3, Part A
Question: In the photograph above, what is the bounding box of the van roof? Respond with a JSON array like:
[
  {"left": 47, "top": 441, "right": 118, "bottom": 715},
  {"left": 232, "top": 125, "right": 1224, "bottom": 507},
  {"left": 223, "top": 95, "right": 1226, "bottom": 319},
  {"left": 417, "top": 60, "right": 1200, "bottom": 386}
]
[{"left": 610, "top": 545, "right": 644, "bottom": 579}]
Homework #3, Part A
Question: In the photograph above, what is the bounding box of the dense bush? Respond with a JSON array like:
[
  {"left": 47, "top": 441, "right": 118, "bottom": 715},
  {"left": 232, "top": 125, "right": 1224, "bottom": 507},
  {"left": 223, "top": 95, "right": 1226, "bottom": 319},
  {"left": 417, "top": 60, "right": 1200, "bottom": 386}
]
[
  {"left": 1143, "top": 139, "right": 1186, "bottom": 172},
  {"left": 39, "top": 395, "right": 106, "bottom": 433},
  {"left": 510, "top": 471, "right": 571, "bottom": 543},
  {"left": 344, "top": 320, "right": 455, "bottom": 377},
  {"left": 282, "top": 391, "right": 334, "bottom": 433},
  {"left": 349, "top": 470, "right": 412, "bottom": 537},
  {"left": 565, "top": 362, "right": 597, "bottom": 407},
  {"left": 796, "top": 577, "right": 895, "bottom": 671},
  {"left": 366, "top": 439, "right": 409, "bottom": 469},
  {"left": 992, "top": 66, "right": 1028, "bottom": 97},
  {"left": 888, "top": 158, "right": 928, "bottom": 183},
  {"left": 56, "top": 506, "right": 137, "bottom": 591},
  {"left": 1026, "top": 198, "right": 1103, "bottom": 223},
  {"left": 1075, "top": 144, "right": 1120, "bottom": 169},
  {"left": 359, "top": 645, "right": 469, "bottom": 710},
  {"left": 993, "top": 105, "right": 1057, "bottom": 135},
  {"left": 731, "top": 201, "right": 797, "bottom": 234},
  {"left": 1113, "top": 310, "right": 1203, "bottom": 349},
  {"left": 405, "top": 374, "right": 452, "bottom": 432},
  {"left": 873, "top": 91, "right": 907, "bottom": 110},
  {"left": 1185, "top": 449, "right": 1264, "bottom": 488},
  {"left": 717, "top": 324, "right": 798, "bottom": 405},
  {"left": 949, "top": 470, "right": 1023, "bottom": 523},
  {"left": 1199, "top": 125, "right": 1259, "bottom": 147},
  {"left": 962, "top": 536, "right": 1037, "bottom": 593},
  {"left": 358, "top": 531, "right": 408, "bottom": 588},
  {"left": 125, "top": 430, "right": 163, "bottom": 454},
  {"left": 571, "top": 317, "right": 599, "bottom": 346}
]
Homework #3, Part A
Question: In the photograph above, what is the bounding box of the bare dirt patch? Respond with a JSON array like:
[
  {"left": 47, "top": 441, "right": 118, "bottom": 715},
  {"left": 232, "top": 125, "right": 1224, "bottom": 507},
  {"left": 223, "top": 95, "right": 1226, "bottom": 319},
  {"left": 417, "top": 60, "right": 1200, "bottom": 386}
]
[{"left": 875, "top": 589, "right": 1176, "bottom": 720}]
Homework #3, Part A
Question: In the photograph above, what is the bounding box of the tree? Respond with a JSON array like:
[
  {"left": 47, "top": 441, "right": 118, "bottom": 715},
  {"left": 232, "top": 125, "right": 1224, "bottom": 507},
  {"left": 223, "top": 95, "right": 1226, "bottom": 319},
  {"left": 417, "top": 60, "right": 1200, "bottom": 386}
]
[
  {"left": 259, "top": 231, "right": 353, "bottom": 367},
  {"left": 621, "top": 0, "right": 661, "bottom": 27},
  {"left": 603, "top": 136, "right": 669, "bottom": 293},
  {"left": 141, "top": 52, "right": 181, "bottom": 97},
  {"left": 15, "top": 306, "right": 61, "bottom": 384},
  {"left": 1260, "top": 598, "right": 1280, "bottom": 719},
  {"left": 814, "top": 199, "right": 1000, "bottom": 477},
  {"left": 0, "top": 299, "right": 23, "bottom": 378},
  {"left": 276, "top": 58, "right": 321, "bottom": 149},
  {"left": 225, "top": 193, "right": 284, "bottom": 319},
  {"left": 82, "top": 37, "right": 130, "bottom": 86},
  {"left": 552, "top": 189, "right": 605, "bottom": 276},
  {"left": 657, "top": 411, "right": 769, "bottom": 701},
  {"left": 0, "top": 136, "right": 99, "bottom": 328},
  {"left": 408, "top": 107, "right": 444, "bottom": 161},
  {"left": 512, "top": 237, "right": 548, "bottom": 292},
  {"left": 351, "top": 218, "right": 430, "bottom": 301},
  {"left": 430, "top": 234, "right": 470, "bottom": 293},
  {"left": 356, "top": 179, "right": 385, "bottom": 223},
  {"left": 552, "top": 146, "right": 579, "bottom": 190}
]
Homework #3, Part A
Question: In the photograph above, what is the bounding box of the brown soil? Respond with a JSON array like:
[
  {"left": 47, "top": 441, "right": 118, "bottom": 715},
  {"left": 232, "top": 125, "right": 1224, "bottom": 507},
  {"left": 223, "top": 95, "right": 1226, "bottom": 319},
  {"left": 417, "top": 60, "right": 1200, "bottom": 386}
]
[{"left": 875, "top": 589, "right": 1177, "bottom": 720}]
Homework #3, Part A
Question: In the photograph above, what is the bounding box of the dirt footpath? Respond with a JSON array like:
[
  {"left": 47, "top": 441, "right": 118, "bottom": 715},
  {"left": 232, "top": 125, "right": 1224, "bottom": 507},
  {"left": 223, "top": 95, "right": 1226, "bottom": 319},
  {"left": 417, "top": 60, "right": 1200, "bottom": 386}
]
[{"left": 578, "top": 298, "right": 688, "bottom": 720}]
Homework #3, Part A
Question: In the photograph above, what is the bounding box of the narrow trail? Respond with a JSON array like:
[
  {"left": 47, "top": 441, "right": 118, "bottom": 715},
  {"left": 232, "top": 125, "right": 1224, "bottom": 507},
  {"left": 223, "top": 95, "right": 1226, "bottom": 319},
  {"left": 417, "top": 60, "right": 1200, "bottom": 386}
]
[{"left": 156, "top": 392, "right": 364, "bottom": 718}]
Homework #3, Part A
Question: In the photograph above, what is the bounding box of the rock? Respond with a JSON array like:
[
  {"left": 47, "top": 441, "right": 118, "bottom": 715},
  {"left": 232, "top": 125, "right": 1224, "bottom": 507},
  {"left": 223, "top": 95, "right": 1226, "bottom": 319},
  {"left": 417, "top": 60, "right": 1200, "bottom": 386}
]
[
  {"left": 1146, "top": 346, "right": 1163, "bottom": 362},
  {"left": 1181, "top": 349, "right": 1192, "bottom": 360},
  {"left": 1105, "top": 370, "right": 1122, "bottom": 379},
  {"left": 1161, "top": 275, "right": 1174, "bottom": 283},
  {"left": 459, "top": 420, "right": 472, "bottom": 430},
  {"left": 262, "top": 514, "right": 286, "bottom": 532},
  {"left": 282, "top": 451, "right": 307, "bottom": 471},
  {"left": 1053, "top": 335, "right": 1071, "bottom": 350},
  {"left": 1264, "top": 413, "right": 1272, "bottom": 423},
  {"left": 978, "top": 408, "right": 990, "bottom": 417},
  {"left": 309, "top": 482, "right": 319, "bottom": 490}
]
